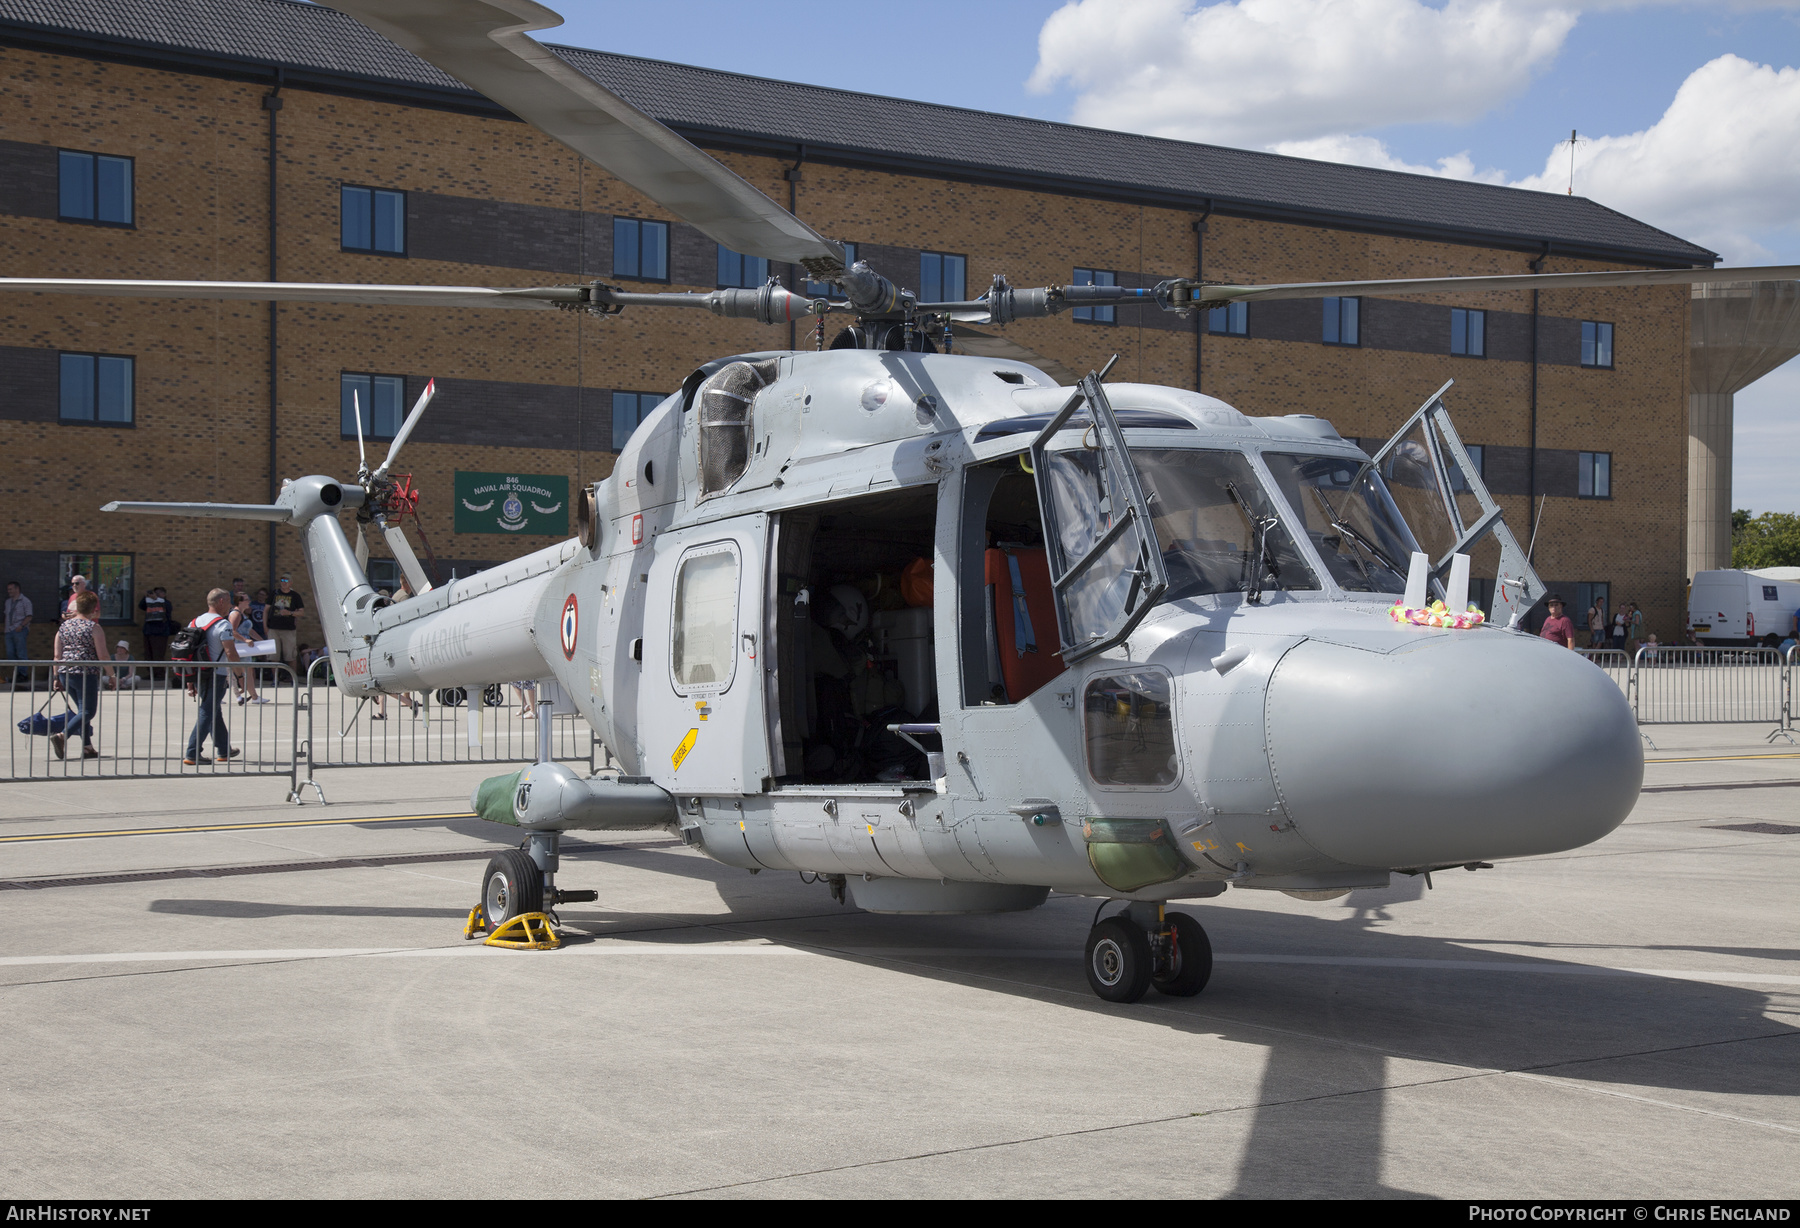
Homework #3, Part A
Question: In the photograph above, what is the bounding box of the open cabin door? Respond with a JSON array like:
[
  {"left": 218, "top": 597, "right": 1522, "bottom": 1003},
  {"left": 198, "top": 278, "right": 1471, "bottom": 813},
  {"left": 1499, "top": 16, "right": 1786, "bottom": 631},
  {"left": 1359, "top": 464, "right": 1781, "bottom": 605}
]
[
  {"left": 641, "top": 516, "right": 772, "bottom": 794},
  {"left": 1028, "top": 371, "right": 1170, "bottom": 665},
  {"left": 1362, "top": 381, "right": 1545, "bottom": 628}
]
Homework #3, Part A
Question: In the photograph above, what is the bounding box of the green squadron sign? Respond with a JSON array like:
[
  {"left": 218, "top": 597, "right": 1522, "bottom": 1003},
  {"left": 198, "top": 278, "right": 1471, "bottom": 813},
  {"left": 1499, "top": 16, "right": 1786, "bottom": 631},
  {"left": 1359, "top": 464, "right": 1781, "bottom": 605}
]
[{"left": 454, "top": 472, "right": 570, "bottom": 536}]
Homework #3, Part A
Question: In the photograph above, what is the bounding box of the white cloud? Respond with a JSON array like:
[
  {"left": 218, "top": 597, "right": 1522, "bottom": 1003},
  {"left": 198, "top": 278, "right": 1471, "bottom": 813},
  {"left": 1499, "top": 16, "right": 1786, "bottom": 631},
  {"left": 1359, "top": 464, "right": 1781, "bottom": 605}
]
[
  {"left": 1028, "top": 0, "right": 1577, "bottom": 147},
  {"left": 1510, "top": 55, "right": 1800, "bottom": 264},
  {"left": 1266, "top": 133, "right": 1509, "bottom": 182}
]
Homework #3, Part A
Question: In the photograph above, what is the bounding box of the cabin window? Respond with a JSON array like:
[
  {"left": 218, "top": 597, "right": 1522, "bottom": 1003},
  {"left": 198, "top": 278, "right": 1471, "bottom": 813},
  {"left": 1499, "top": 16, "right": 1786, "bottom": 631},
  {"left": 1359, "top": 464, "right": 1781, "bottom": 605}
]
[
  {"left": 670, "top": 544, "right": 739, "bottom": 695},
  {"left": 1084, "top": 670, "right": 1179, "bottom": 787},
  {"left": 1262, "top": 452, "right": 1421, "bottom": 594}
]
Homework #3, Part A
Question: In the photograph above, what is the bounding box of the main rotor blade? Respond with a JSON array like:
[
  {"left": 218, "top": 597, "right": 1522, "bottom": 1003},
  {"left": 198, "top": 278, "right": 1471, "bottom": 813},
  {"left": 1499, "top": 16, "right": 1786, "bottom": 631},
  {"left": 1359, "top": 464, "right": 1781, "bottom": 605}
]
[
  {"left": 950, "top": 324, "right": 1080, "bottom": 387},
  {"left": 1203, "top": 263, "right": 1800, "bottom": 304},
  {"left": 355, "top": 523, "right": 371, "bottom": 570},
  {"left": 0, "top": 278, "right": 582, "bottom": 309},
  {"left": 375, "top": 378, "right": 437, "bottom": 480},
  {"left": 329, "top": 0, "right": 843, "bottom": 271},
  {"left": 102, "top": 500, "right": 294, "bottom": 522}
]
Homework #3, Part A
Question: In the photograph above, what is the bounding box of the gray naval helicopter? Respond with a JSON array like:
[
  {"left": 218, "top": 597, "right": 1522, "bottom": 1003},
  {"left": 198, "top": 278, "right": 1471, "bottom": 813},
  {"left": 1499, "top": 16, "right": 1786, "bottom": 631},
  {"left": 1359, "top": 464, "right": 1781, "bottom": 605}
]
[{"left": 11, "top": 0, "right": 1799, "bottom": 1002}]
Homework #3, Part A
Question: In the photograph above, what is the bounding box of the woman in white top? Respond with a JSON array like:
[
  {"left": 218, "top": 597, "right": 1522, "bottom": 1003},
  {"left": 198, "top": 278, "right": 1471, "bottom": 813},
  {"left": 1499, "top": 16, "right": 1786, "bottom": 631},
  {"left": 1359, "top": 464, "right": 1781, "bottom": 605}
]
[{"left": 229, "top": 591, "right": 265, "bottom": 704}]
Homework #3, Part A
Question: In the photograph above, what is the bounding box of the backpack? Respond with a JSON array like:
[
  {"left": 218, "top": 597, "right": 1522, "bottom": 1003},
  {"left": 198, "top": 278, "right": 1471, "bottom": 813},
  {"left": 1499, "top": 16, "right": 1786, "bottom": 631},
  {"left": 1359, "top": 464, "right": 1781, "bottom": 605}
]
[{"left": 168, "top": 613, "right": 224, "bottom": 685}]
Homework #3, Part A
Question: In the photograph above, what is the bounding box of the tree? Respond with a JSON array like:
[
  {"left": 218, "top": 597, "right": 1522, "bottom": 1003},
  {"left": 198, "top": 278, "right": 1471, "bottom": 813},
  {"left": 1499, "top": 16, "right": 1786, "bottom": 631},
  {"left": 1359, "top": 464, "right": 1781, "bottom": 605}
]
[{"left": 1732, "top": 512, "right": 1800, "bottom": 570}]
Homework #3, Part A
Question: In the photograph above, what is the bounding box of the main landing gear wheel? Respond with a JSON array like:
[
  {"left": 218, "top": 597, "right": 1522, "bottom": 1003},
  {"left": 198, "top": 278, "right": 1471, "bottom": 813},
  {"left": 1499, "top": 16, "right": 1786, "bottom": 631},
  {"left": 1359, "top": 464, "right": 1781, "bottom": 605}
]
[
  {"left": 1085, "top": 917, "right": 1153, "bottom": 1003},
  {"left": 482, "top": 848, "right": 543, "bottom": 927},
  {"left": 1152, "top": 911, "right": 1212, "bottom": 997}
]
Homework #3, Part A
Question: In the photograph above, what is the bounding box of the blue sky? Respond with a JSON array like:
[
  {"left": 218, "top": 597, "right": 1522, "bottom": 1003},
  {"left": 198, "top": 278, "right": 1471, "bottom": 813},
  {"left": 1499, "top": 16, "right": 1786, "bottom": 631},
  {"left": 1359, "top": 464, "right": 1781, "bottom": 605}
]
[{"left": 543, "top": 1, "right": 1800, "bottom": 515}]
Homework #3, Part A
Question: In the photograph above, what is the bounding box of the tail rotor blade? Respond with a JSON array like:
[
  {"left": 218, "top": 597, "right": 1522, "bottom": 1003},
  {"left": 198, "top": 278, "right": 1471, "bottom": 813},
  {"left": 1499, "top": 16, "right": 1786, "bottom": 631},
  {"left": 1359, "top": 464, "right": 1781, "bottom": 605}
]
[
  {"left": 352, "top": 389, "right": 368, "bottom": 479},
  {"left": 381, "top": 519, "right": 433, "bottom": 595},
  {"left": 375, "top": 378, "right": 436, "bottom": 480}
]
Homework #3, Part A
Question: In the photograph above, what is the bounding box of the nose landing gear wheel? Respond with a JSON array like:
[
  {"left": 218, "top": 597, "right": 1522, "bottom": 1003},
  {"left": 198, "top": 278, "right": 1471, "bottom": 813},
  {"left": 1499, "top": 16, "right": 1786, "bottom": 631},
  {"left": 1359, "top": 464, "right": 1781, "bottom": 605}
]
[
  {"left": 481, "top": 848, "right": 543, "bottom": 927},
  {"left": 1152, "top": 911, "right": 1212, "bottom": 997},
  {"left": 1085, "top": 916, "right": 1153, "bottom": 1002}
]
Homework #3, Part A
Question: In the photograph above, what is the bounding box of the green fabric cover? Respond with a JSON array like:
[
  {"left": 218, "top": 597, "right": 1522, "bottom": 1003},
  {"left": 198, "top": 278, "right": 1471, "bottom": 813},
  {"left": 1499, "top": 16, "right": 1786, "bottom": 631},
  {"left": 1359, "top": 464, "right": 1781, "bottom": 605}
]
[
  {"left": 1083, "top": 817, "right": 1188, "bottom": 892},
  {"left": 473, "top": 771, "right": 523, "bottom": 826}
]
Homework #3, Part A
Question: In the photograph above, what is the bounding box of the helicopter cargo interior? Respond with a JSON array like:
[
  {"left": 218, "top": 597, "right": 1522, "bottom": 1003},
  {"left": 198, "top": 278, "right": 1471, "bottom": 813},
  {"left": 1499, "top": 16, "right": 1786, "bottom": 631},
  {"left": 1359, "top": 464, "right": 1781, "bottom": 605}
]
[{"left": 769, "top": 484, "right": 941, "bottom": 787}]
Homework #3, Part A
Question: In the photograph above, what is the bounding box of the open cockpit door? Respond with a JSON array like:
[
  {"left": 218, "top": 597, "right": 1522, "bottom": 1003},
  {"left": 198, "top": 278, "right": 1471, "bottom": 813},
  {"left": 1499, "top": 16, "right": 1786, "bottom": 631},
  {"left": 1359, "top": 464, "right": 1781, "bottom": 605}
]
[
  {"left": 1029, "top": 368, "right": 1170, "bottom": 665},
  {"left": 1359, "top": 380, "right": 1544, "bottom": 627}
]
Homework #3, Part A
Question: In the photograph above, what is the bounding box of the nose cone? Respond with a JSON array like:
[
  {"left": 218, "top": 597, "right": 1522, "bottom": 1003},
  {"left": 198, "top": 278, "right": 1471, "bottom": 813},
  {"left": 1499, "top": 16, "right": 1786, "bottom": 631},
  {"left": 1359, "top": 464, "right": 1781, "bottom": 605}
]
[{"left": 1265, "top": 631, "right": 1642, "bottom": 867}]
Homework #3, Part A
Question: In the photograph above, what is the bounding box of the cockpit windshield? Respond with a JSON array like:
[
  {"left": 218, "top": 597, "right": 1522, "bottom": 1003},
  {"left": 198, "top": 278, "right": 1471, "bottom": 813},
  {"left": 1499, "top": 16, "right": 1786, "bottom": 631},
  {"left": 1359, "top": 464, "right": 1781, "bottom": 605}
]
[
  {"left": 1262, "top": 452, "right": 1424, "bottom": 594},
  {"left": 1042, "top": 446, "right": 1319, "bottom": 613}
]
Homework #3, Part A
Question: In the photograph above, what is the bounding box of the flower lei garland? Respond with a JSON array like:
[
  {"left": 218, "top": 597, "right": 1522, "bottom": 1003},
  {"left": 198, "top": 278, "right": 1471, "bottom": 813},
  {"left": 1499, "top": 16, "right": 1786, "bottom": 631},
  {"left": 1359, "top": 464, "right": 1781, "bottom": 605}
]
[{"left": 1389, "top": 599, "right": 1486, "bottom": 630}]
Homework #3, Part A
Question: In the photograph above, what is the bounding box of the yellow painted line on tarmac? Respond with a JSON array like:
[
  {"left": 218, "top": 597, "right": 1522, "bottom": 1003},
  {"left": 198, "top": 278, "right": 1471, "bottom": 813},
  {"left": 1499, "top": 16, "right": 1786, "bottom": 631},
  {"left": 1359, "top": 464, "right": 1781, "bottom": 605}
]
[
  {"left": 1646, "top": 753, "right": 1800, "bottom": 763},
  {"left": 0, "top": 812, "right": 477, "bottom": 844}
]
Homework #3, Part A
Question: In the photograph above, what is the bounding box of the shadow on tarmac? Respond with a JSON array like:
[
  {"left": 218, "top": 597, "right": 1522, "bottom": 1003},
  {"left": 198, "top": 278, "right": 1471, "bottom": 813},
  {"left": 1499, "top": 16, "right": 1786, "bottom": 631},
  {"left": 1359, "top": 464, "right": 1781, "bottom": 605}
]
[
  {"left": 558, "top": 850, "right": 1800, "bottom": 1198},
  {"left": 135, "top": 842, "right": 1799, "bottom": 1197}
]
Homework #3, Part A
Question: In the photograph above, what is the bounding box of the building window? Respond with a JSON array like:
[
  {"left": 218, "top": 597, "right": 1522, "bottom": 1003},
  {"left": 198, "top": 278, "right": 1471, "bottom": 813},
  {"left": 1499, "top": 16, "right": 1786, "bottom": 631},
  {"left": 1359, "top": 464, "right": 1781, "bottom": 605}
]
[
  {"left": 717, "top": 246, "right": 769, "bottom": 289},
  {"left": 1578, "top": 451, "right": 1611, "bottom": 499},
  {"left": 919, "top": 251, "right": 966, "bottom": 303},
  {"left": 613, "top": 217, "right": 669, "bottom": 281},
  {"left": 59, "top": 353, "right": 134, "bottom": 425},
  {"left": 341, "top": 373, "right": 406, "bottom": 440},
  {"left": 1449, "top": 444, "right": 1485, "bottom": 494},
  {"left": 1207, "top": 301, "right": 1247, "bottom": 336},
  {"left": 1451, "top": 308, "right": 1485, "bottom": 357},
  {"left": 613, "top": 390, "right": 659, "bottom": 451},
  {"left": 58, "top": 553, "right": 133, "bottom": 623},
  {"left": 1071, "top": 268, "right": 1117, "bottom": 324},
  {"left": 58, "top": 150, "right": 133, "bottom": 226},
  {"left": 1581, "top": 320, "right": 1614, "bottom": 368},
  {"left": 341, "top": 185, "right": 405, "bottom": 254},
  {"left": 1322, "top": 296, "right": 1360, "bottom": 346},
  {"left": 803, "top": 243, "right": 856, "bottom": 299}
]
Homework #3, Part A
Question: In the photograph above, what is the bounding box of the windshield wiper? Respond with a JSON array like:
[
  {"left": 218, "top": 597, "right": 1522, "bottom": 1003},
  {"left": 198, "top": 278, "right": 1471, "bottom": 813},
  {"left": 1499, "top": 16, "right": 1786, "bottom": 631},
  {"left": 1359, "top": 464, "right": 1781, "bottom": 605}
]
[
  {"left": 1225, "top": 481, "right": 1282, "bottom": 604},
  {"left": 1309, "top": 487, "right": 1403, "bottom": 583}
]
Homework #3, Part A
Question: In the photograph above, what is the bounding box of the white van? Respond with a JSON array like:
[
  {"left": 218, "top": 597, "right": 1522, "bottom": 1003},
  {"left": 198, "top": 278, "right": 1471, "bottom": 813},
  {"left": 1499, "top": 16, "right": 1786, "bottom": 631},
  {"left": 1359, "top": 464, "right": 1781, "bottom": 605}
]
[{"left": 1687, "top": 567, "right": 1800, "bottom": 647}]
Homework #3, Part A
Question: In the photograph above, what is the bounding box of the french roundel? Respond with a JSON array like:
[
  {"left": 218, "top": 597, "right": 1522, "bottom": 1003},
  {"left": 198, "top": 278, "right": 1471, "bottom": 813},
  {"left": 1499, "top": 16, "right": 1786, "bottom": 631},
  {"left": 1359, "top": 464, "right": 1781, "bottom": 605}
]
[{"left": 560, "top": 594, "right": 579, "bottom": 660}]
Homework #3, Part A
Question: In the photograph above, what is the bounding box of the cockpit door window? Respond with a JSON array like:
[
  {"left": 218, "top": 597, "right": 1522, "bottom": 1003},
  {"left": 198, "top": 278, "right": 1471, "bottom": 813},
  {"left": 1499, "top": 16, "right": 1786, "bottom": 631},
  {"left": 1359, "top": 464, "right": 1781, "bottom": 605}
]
[{"left": 1028, "top": 373, "right": 1168, "bottom": 664}]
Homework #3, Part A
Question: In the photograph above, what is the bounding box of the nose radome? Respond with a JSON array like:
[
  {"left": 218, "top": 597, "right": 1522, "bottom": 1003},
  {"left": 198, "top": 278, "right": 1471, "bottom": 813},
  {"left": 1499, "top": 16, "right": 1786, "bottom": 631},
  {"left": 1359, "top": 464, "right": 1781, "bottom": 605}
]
[{"left": 1265, "top": 631, "right": 1642, "bottom": 868}]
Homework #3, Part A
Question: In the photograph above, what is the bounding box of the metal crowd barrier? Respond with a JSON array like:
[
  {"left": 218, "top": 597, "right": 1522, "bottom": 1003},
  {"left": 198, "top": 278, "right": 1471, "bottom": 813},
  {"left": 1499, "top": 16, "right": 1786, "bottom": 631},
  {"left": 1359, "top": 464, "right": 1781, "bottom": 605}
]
[
  {"left": 4, "top": 659, "right": 298, "bottom": 789},
  {"left": 294, "top": 655, "right": 597, "bottom": 802},
  {"left": 1573, "top": 643, "right": 1797, "bottom": 747}
]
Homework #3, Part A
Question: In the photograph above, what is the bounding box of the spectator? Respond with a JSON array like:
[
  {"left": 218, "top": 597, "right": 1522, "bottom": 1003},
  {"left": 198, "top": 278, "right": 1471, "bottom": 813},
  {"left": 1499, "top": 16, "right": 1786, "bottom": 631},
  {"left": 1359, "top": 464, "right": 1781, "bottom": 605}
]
[
  {"left": 183, "top": 588, "right": 241, "bottom": 765},
  {"left": 61, "top": 573, "right": 89, "bottom": 621},
  {"left": 249, "top": 589, "right": 269, "bottom": 638},
  {"left": 108, "top": 638, "right": 141, "bottom": 690},
  {"left": 1629, "top": 603, "right": 1645, "bottom": 651},
  {"left": 1611, "top": 606, "right": 1628, "bottom": 651},
  {"left": 1586, "top": 597, "right": 1607, "bottom": 649},
  {"left": 371, "top": 589, "right": 419, "bottom": 720},
  {"left": 51, "top": 590, "right": 114, "bottom": 760},
  {"left": 228, "top": 592, "right": 266, "bottom": 705},
  {"left": 5, "top": 579, "right": 31, "bottom": 687},
  {"left": 1539, "top": 595, "right": 1575, "bottom": 649},
  {"left": 266, "top": 575, "right": 306, "bottom": 675},
  {"left": 140, "top": 586, "right": 175, "bottom": 661},
  {"left": 1643, "top": 633, "right": 1661, "bottom": 660}
]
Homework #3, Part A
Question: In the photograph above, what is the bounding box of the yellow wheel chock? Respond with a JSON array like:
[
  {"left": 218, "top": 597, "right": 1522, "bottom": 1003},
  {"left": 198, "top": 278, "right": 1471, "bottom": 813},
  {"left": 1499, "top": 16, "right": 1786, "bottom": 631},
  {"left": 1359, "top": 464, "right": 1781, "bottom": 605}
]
[{"left": 464, "top": 904, "right": 560, "bottom": 950}]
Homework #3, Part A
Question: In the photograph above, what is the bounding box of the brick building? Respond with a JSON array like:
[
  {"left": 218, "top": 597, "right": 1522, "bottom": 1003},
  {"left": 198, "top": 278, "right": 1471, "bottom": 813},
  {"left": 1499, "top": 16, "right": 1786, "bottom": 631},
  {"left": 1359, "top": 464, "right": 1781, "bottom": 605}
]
[{"left": 0, "top": 0, "right": 1713, "bottom": 658}]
